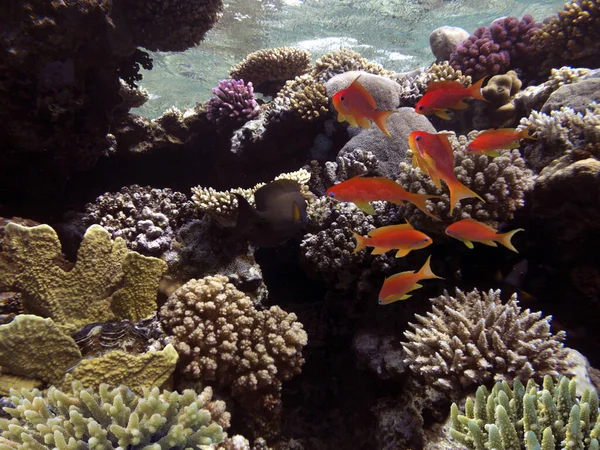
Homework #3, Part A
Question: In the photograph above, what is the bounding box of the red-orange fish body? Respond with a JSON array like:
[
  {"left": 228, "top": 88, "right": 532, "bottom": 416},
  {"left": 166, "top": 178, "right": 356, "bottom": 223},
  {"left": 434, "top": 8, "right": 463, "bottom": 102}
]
[
  {"left": 332, "top": 76, "right": 397, "bottom": 137},
  {"left": 466, "top": 127, "right": 536, "bottom": 157},
  {"left": 326, "top": 176, "right": 440, "bottom": 219},
  {"left": 445, "top": 218, "right": 524, "bottom": 252},
  {"left": 352, "top": 221, "right": 432, "bottom": 257},
  {"left": 378, "top": 255, "right": 442, "bottom": 304},
  {"left": 415, "top": 78, "right": 487, "bottom": 120},
  {"left": 408, "top": 131, "right": 483, "bottom": 214}
]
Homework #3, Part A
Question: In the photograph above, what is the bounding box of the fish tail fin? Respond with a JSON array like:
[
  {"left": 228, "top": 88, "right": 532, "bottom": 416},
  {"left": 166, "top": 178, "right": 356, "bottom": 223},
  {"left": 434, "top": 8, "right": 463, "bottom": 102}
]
[
  {"left": 406, "top": 193, "right": 441, "bottom": 221},
  {"left": 418, "top": 255, "right": 443, "bottom": 280},
  {"left": 520, "top": 127, "right": 537, "bottom": 141},
  {"left": 373, "top": 110, "right": 397, "bottom": 137},
  {"left": 447, "top": 179, "right": 484, "bottom": 215},
  {"left": 468, "top": 77, "right": 487, "bottom": 101},
  {"left": 497, "top": 228, "right": 524, "bottom": 253},
  {"left": 351, "top": 230, "right": 368, "bottom": 253}
]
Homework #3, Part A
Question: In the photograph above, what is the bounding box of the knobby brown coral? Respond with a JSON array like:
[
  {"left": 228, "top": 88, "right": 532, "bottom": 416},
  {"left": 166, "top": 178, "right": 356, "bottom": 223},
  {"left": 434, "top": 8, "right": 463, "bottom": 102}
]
[{"left": 402, "top": 288, "right": 574, "bottom": 393}]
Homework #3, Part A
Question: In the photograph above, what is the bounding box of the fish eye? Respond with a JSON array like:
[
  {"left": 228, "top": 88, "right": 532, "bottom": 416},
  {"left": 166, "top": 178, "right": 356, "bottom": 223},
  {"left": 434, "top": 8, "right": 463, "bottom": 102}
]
[
  {"left": 418, "top": 105, "right": 424, "bottom": 110},
  {"left": 424, "top": 237, "right": 430, "bottom": 242},
  {"left": 416, "top": 136, "right": 421, "bottom": 141},
  {"left": 327, "top": 191, "right": 336, "bottom": 198},
  {"left": 340, "top": 96, "right": 345, "bottom": 101},
  {"left": 466, "top": 147, "right": 473, "bottom": 152}
]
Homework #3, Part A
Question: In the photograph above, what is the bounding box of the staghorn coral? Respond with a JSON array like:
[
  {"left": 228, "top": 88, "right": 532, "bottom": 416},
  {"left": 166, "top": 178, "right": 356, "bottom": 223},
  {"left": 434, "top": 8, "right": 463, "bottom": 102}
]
[
  {"left": 206, "top": 79, "right": 260, "bottom": 127},
  {"left": 277, "top": 74, "right": 330, "bottom": 122},
  {"left": 0, "top": 381, "right": 229, "bottom": 449},
  {"left": 531, "top": 0, "right": 600, "bottom": 65},
  {"left": 448, "top": 375, "right": 600, "bottom": 450},
  {"left": 119, "top": 0, "right": 223, "bottom": 52},
  {"left": 0, "top": 315, "right": 82, "bottom": 385},
  {"left": 0, "top": 223, "right": 167, "bottom": 333},
  {"left": 230, "top": 47, "right": 312, "bottom": 96},
  {"left": 191, "top": 168, "right": 311, "bottom": 226},
  {"left": 402, "top": 288, "right": 574, "bottom": 393},
  {"left": 158, "top": 275, "right": 307, "bottom": 396},
  {"left": 520, "top": 102, "right": 600, "bottom": 172},
  {"left": 450, "top": 15, "right": 540, "bottom": 79},
  {"left": 396, "top": 132, "right": 535, "bottom": 232},
  {"left": 84, "top": 185, "right": 196, "bottom": 257},
  {"left": 311, "top": 48, "right": 395, "bottom": 84}
]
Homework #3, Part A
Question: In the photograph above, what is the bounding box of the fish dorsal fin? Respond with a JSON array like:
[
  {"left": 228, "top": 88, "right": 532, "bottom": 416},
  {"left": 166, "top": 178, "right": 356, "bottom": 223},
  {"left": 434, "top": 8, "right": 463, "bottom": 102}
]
[
  {"left": 426, "top": 80, "right": 464, "bottom": 92},
  {"left": 349, "top": 74, "right": 377, "bottom": 109},
  {"left": 462, "top": 217, "right": 497, "bottom": 233},
  {"left": 254, "top": 179, "right": 302, "bottom": 210},
  {"left": 480, "top": 128, "right": 517, "bottom": 136},
  {"left": 367, "top": 222, "right": 413, "bottom": 237}
]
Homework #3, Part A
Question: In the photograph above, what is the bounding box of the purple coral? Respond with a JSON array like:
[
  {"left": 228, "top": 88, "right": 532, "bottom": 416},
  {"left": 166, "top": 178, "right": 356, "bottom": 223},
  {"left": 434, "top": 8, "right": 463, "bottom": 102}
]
[
  {"left": 206, "top": 78, "right": 260, "bottom": 125},
  {"left": 450, "top": 15, "right": 541, "bottom": 80}
]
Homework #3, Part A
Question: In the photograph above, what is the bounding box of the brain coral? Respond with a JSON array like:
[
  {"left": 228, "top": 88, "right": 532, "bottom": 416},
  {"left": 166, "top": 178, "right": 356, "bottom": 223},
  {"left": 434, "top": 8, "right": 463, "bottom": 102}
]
[
  {"left": 119, "top": 0, "right": 224, "bottom": 52},
  {"left": 158, "top": 275, "right": 308, "bottom": 396},
  {"left": 402, "top": 288, "right": 574, "bottom": 393},
  {"left": 0, "top": 381, "right": 229, "bottom": 449}
]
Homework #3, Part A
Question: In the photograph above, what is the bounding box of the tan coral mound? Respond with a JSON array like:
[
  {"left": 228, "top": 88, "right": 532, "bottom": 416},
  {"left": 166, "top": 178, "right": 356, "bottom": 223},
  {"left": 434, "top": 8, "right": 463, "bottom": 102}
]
[
  {"left": 402, "top": 288, "right": 574, "bottom": 392},
  {"left": 277, "top": 74, "right": 330, "bottom": 121},
  {"left": 159, "top": 275, "right": 308, "bottom": 396},
  {"left": 311, "top": 48, "right": 395, "bottom": 83}
]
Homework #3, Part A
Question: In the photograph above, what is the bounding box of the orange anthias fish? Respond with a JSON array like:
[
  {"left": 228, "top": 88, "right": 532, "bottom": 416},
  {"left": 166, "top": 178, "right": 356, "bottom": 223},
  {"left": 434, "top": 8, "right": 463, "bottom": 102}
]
[
  {"left": 445, "top": 218, "right": 524, "bottom": 252},
  {"left": 326, "top": 176, "right": 441, "bottom": 219},
  {"left": 378, "top": 255, "right": 443, "bottom": 304},
  {"left": 352, "top": 220, "right": 433, "bottom": 258},
  {"left": 332, "top": 75, "right": 397, "bottom": 137},
  {"left": 408, "top": 131, "right": 484, "bottom": 215},
  {"left": 415, "top": 77, "right": 487, "bottom": 120},
  {"left": 466, "top": 127, "right": 536, "bottom": 157}
]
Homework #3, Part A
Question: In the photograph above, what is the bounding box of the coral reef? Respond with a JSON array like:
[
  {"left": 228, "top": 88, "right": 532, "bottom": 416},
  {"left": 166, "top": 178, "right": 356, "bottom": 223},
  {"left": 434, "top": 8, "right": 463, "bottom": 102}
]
[
  {"left": 402, "top": 288, "right": 573, "bottom": 393},
  {"left": 0, "top": 223, "right": 167, "bottom": 333},
  {"left": 449, "top": 15, "right": 540, "bottom": 79},
  {"left": 396, "top": 132, "right": 535, "bottom": 232},
  {"left": 84, "top": 185, "right": 196, "bottom": 257},
  {"left": 0, "top": 381, "right": 229, "bottom": 449},
  {"left": 429, "top": 26, "right": 470, "bottom": 61},
  {"left": 449, "top": 375, "right": 600, "bottom": 450},
  {"left": 480, "top": 70, "right": 522, "bottom": 127},
  {"left": 207, "top": 79, "right": 260, "bottom": 128},
  {"left": 119, "top": 0, "right": 223, "bottom": 52},
  {"left": 230, "top": 47, "right": 312, "bottom": 96},
  {"left": 311, "top": 49, "right": 395, "bottom": 83},
  {"left": 158, "top": 275, "right": 307, "bottom": 396},
  {"left": 277, "top": 74, "right": 330, "bottom": 122}
]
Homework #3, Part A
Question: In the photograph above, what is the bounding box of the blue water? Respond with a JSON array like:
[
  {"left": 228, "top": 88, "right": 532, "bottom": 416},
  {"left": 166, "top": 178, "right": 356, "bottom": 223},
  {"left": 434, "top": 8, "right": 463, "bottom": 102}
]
[{"left": 134, "top": 0, "right": 565, "bottom": 118}]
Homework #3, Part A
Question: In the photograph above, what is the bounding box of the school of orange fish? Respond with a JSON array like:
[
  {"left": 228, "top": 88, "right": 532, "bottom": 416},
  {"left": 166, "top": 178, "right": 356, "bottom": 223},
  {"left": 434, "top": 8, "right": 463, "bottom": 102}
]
[{"left": 328, "top": 75, "right": 533, "bottom": 305}]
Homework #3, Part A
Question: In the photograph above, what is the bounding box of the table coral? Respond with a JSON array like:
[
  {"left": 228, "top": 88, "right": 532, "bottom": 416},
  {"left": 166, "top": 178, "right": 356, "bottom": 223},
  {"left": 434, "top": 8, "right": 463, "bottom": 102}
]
[
  {"left": 158, "top": 275, "right": 307, "bottom": 396},
  {"left": 402, "top": 288, "right": 574, "bottom": 394},
  {"left": 449, "top": 375, "right": 600, "bottom": 450},
  {"left": 0, "top": 315, "right": 82, "bottom": 385},
  {"left": 207, "top": 79, "right": 260, "bottom": 127},
  {"left": 119, "top": 0, "right": 223, "bottom": 51},
  {"left": 0, "top": 381, "right": 229, "bottom": 449},
  {"left": 62, "top": 344, "right": 179, "bottom": 394},
  {"left": 230, "top": 47, "right": 312, "bottom": 96},
  {"left": 0, "top": 223, "right": 167, "bottom": 333}
]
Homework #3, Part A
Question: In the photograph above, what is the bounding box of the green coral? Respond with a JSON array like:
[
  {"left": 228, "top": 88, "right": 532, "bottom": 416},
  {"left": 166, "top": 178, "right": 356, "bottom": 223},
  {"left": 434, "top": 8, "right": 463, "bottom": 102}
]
[
  {"left": 449, "top": 375, "right": 600, "bottom": 450},
  {"left": 0, "top": 223, "right": 167, "bottom": 333},
  {"left": 0, "top": 381, "right": 230, "bottom": 449}
]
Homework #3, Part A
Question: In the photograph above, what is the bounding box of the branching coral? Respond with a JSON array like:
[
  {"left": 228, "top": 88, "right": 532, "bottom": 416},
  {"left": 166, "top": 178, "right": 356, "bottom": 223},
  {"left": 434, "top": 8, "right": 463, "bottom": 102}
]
[
  {"left": 396, "top": 132, "right": 535, "bottom": 232},
  {"left": 449, "top": 375, "right": 600, "bottom": 450},
  {"left": 0, "top": 223, "right": 167, "bottom": 333},
  {"left": 229, "top": 47, "right": 312, "bottom": 95},
  {"left": 450, "top": 15, "right": 540, "bottom": 79},
  {"left": 277, "top": 74, "right": 330, "bottom": 122},
  {"left": 206, "top": 79, "right": 260, "bottom": 127},
  {"left": 402, "top": 288, "right": 574, "bottom": 393},
  {"left": 85, "top": 185, "right": 196, "bottom": 257},
  {"left": 0, "top": 381, "right": 229, "bottom": 449},
  {"left": 311, "top": 48, "right": 395, "bottom": 83},
  {"left": 119, "top": 0, "right": 223, "bottom": 52},
  {"left": 191, "top": 168, "right": 311, "bottom": 226},
  {"left": 158, "top": 275, "right": 307, "bottom": 396}
]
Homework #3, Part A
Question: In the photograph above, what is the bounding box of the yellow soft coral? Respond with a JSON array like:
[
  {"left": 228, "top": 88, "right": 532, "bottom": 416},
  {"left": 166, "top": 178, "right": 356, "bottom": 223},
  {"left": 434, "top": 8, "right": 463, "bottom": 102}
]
[{"left": 0, "top": 223, "right": 167, "bottom": 333}]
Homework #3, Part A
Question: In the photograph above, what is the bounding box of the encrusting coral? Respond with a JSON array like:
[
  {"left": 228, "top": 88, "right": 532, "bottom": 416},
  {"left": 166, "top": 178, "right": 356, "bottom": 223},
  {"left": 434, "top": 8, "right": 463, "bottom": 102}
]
[
  {"left": 0, "top": 223, "right": 167, "bottom": 333},
  {"left": 0, "top": 381, "right": 229, "bottom": 449},
  {"left": 158, "top": 275, "right": 308, "bottom": 397},
  {"left": 402, "top": 288, "right": 574, "bottom": 393},
  {"left": 449, "top": 375, "right": 600, "bottom": 450},
  {"left": 229, "top": 47, "right": 312, "bottom": 95}
]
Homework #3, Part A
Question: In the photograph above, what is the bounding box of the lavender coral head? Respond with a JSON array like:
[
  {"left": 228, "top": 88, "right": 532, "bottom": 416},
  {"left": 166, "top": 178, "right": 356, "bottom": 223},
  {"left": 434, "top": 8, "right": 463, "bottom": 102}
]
[{"left": 206, "top": 78, "right": 260, "bottom": 126}]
